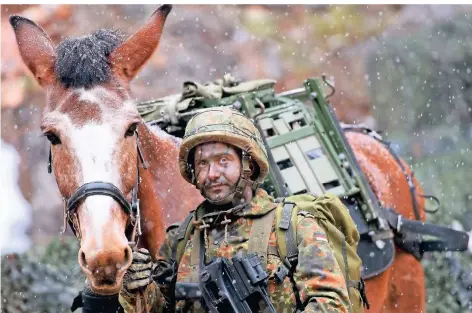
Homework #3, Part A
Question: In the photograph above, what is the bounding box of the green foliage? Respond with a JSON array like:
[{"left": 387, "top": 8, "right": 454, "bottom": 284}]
[
  {"left": 366, "top": 13, "right": 472, "bottom": 136},
  {"left": 423, "top": 252, "right": 472, "bottom": 313},
  {"left": 1, "top": 237, "right": 83, "bottom": 313},
  {"left": 407, "top": 139, "right": 472, "bottom": 313},
  {"left": 411, "top": 140, "right": 472, "bottom": 224}
]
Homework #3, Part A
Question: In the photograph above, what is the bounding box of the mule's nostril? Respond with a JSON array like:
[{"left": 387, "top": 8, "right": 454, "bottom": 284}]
[
  {"left": 79, "top": 250, "right": 87, "bottom": 268},
  {"left": 123, "top": 246, "right": 133, "bottom": 268},
  {"left": 124, "top": 246, "right": 131, "bottom": 262}
]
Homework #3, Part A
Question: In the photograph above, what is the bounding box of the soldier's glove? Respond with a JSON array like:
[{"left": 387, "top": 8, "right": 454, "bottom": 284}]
[{"left": 123, "top": 248, "right": 155, "bottom": 294}]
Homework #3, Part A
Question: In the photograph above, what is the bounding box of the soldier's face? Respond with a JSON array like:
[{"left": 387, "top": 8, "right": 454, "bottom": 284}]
[{"left": 193, "top": 142, "right": 242, "bottom": 204}]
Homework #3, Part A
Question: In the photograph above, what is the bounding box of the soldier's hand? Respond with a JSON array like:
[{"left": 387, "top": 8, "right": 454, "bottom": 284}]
[{"left": 123, "top": 248, "right": 154, "bottom": 293}]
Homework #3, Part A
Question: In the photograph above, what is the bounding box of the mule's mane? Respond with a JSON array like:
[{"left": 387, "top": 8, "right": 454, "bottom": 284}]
[{"left": 55, "top": 29, "right": 123, "bottom": 89}]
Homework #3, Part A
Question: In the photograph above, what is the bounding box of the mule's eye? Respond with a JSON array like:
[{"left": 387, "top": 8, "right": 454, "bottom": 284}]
[
  {"left": 125, "top": 123, "right": 138, "bottom": 138},
  {"left": 44, "top": 131, "right": 61, "bottom": 145}
]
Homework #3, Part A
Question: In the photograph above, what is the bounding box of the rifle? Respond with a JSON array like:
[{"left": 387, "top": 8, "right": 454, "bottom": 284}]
[{"left": 174, "top": 253, "right": 276, "bottom": 313}]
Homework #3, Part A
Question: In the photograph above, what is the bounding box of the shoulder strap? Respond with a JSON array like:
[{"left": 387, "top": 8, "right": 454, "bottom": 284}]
[
  {"left": 188, "top": 229, "right": 201, "bottom": 283},
  {"left": 171, "top": 212, "right": 195, "bottom": 262},
  {"left": 275, "top": 201, "right": 305, "bottom": 312},
  {"left": 247, "top": 209, "right": 276, "bottom": 268},
  {"left": 276, "top": 201, "right": 299, "bottom": 268}
]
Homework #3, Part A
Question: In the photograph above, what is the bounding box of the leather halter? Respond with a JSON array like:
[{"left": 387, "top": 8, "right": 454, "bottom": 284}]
[{"left": 48, "top": 130, "right": 148, "bottom": 247}]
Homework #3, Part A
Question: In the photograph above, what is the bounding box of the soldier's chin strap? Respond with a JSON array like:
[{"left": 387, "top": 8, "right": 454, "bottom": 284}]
[{"left": 202, "top": 150, "right": 258, "bottom": 207}]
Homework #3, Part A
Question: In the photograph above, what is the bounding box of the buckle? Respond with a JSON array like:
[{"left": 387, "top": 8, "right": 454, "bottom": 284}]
[
  {"left": 396, "top": 214, "right": 403, "bottom": 232},
  {"left": 283, "top": 255, "right": 298, "bottom": 270},
  {"left": 274, "top": 263, "right": 289, "bottom": 284}
]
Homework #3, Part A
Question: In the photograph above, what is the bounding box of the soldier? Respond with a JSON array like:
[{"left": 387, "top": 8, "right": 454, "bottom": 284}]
[{"left": 119, "top": 107, "right": 352, "bottom": 313}]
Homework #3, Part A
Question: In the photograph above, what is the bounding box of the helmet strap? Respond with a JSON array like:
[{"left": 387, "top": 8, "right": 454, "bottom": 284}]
[
  {"left": 186, "top": 163, "right": 196, "bottom": 185},
  {"left": 231, "top": 150, "right": 257, "bottom": 206}
]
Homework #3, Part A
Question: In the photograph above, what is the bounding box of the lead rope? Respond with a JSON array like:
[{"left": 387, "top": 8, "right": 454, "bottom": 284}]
[
  {"left": 135, "top": 289, "right": 151, "bottom": 313},
  {"left": 136, "top": 290, "right": 150, "bottom": 313}
]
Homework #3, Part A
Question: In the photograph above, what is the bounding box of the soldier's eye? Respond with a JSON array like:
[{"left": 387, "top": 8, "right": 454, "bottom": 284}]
[{"left": 197, "top": 161, "right": 208, "bottom": 168}]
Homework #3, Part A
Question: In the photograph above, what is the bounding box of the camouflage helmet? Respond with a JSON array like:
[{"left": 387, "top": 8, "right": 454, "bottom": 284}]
[{"left": 179, "top": 107, "right": 269, "bottom": 184}]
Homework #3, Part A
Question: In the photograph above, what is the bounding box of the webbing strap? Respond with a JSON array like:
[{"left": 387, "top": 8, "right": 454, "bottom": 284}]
[
  {"left": 280, "top": 201, "right": 305, "bottom": 313},
  {"left": 188, "top": 229, "right": 201, "bottom": 283},
  {"left": 277, "top": 202, "right": 309, "bottom": 312},
  {"left": 385, "top": 208, "right": 469, "bottom": 255},
  {"left": 248, "top": 209, "right": 276, "bottom": 268},
  {"left": 279, "top": 203, "right": 292, "bottom": 230},
  {"left": 177, "top": 213, "right": 194, "bottom": 241},
  {"left": 349, "top": 279, "right": 370, "bottom": 309},
  {"left": 171, "top": 212, "right": 194, "bottom": 261},
  {"left": 341, "top": 234, "right": 353, "bottom": 313},
  {"left": 280, "top": 202, "right": 298, "bottom": 262}
]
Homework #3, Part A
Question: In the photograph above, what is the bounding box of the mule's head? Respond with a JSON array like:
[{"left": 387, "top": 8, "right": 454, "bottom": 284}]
[{"left": 10, "top": 5, "right": 172, "bottom": 295}]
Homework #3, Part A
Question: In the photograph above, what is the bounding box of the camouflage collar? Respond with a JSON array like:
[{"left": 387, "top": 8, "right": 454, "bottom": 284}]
[{"left": 237, "top": 188, "right": 277, "bottom": 217}]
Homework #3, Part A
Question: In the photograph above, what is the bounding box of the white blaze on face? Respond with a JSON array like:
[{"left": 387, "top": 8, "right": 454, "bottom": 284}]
[
  {"left": 69, "top": 122, "right": 122, "bottom": 244},
  {"left": 78, "top": 88, "right": 102, "bottom": 104},
  {"left": 70, "top": 87, "right": 130, "bottom": 246}
]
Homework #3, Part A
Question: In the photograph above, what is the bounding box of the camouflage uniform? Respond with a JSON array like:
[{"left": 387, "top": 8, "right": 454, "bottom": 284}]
[
  {"left": 119, "top": 108, "right": 351, "bottom": 312},
  {"left": 119, "top": 188, "right": 350, "bottom": 313}
]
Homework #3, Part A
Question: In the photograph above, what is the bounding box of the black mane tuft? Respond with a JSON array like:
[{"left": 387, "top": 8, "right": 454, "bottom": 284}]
[{"left": 55, "top": 29, "right": 123, "bottom": 89}]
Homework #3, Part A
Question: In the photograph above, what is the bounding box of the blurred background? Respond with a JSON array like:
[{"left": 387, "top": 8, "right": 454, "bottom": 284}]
[{"left": 1, "top": 4, "right": 472, "bottom": 312}]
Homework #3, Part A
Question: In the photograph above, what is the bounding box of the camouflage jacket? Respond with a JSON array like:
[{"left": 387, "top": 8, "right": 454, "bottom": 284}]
[{"left": 119, "top": 189, "right": 350, "bottom": 313}]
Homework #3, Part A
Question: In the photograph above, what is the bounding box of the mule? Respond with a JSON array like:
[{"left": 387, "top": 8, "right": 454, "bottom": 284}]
[
  {"left": 346, "top": 131, "right": 426, "bottom": 313},
  {"left": 11, "top": 5, "right": 426, "bottom": 312},
  {"left": 10, "top": 5, "right": 203, "bottom": 296}
]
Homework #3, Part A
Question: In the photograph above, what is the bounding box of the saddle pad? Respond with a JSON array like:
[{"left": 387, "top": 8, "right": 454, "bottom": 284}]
[{"left": 342, "top": 199, "right": 395, "bottom": 279}]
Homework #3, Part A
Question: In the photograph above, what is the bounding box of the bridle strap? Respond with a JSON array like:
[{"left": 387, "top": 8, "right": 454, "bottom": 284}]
[
  {"left": 48, "top": 145, "right": 52, "bottom": 174},
  {"left": 51, "top": 128, "right": 147, "bottom": 246},
  {"left": 136, "top": 130, "right": 148, "bottom": 170},
  {"left": 66, "top": 182, "right": 133, "bottom": 214},
  {"left": 129, "top": 131, "right": 145, "bottom": 245}
]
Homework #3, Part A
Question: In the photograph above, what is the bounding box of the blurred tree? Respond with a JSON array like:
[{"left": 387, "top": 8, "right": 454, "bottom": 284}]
[{"left": 366, "top": 13, "right": 472, "bottom": 139}]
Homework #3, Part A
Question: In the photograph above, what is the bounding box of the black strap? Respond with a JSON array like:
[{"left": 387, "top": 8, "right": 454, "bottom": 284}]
[
  {"left": 348, "top": 279, "right": 370, "bottom": 309},
  {"left": 66, "top": 182, "right": 132, "bottom": 214},
  {"left": 48, "top": 145, "right": 52, "bottom": 174},
  {"left": 199, "top": 227, "right": 206, "bottom": 268},
  {"left": 393, "top": 234, "right": 424, "bottom": 260},
  {"left": 386, "top": 209, "right": 469, "bottom": 255},
  {"left": 135, "top": 130, "right": 148, "bottom": 169},
  {"left": 288, "top": 274, "right": 304, "bottom": 313}
]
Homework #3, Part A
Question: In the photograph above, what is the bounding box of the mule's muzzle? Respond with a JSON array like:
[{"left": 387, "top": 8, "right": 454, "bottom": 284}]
[{"left": 78, "top": 245, "right": 133, "bottom": 295}]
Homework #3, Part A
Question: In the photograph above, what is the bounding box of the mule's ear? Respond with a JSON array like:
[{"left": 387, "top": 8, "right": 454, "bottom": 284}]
[
  {"left": 110, "top": 4, "right": 172, "bottom": 81},
  {"left": 10, "top": 15, "right": 56, "bottom": 87}
]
